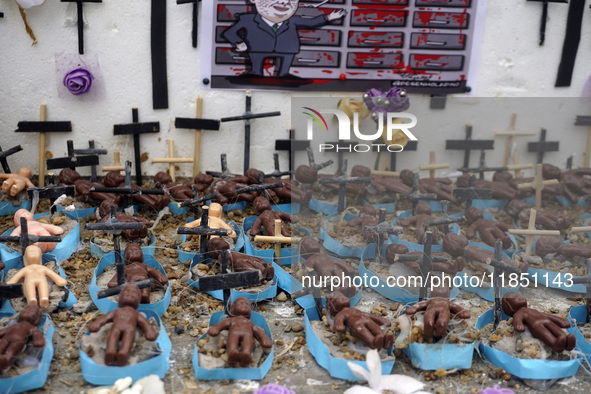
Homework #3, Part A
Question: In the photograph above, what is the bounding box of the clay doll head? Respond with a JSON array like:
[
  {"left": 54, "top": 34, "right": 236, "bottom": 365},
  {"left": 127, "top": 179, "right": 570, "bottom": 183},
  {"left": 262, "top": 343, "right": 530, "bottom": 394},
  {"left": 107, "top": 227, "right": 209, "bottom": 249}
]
[
  {"left": 456, "top": 174, "right": 470, "bottom": 188},
  {"left": 104, "top": 171, "right": 126, "bottom": 187},
  {"left": 13, "top": 209, "right": 34, "bottom": 227},
  {"left": 501, "top": 291, "right": 527, "bottom": 317},
  {"left": 209, "top": 203, "right": 225, "bottom": 219},
  {"left": 413, "top": 201, "right": 431, "bottom": 215},
  {"left": 492, "top": 171, "right": 513, "bottom": 183},
  {"left": 464, "top": 207, "right": 483, "bottom": 224},
  {"left": 506, "top": 199, "right": 528, "bottom": 218},
  {"left": 19, "top": 304, "right": 43, "bottom": 326},
  {"left": 207, "top": 237, "right": 231, "bottom": 260},
  {"left": 294, "top": 165, "right": 318, "bottom": 184},
  {"left": 359, "top": 204, "right": 376, "bottom": 217},
  {"left": 299, "top": 236, "right": 321, "bottom": 258},
  {"left": 98, "top": 200, "right": 117, "bottom": 219},
  {"left": 253, "top": 196, "right": 271, "bottom": 215},
  {"left": 442, "top": 233, "right": 468, "bottom": 257},
  {"left": 118, "top": 284, "right": 142, "bottom": 309},
  {"left": 23, "top": 244, "right": 42, "bottom": 267},
  {"left": 245, "top": 168, "right": 263, "bottom": 184},
  {"left": 17, "top": 167, "right": 32, "bottom": 179},
  {"left": 399, "top": 169, "right": 414, "bottom": 186},
  {"left": 153, "top": 171, "right": 172, "bottom": 188},
  {"left": 385, "top": 243, "right": 409, "bottom": 263},
  {"left": 124, "top": 243, "right": 144, "bottom": 265},
  {"left": 542, "top": 164, "right": 561, "bottom": 180},
  {"left": 194, "top": 173, "right": 214, "bottom": 187},
  {"left": 534, "top": 236, "right": 561, "bottom": 257},
  {"left": 326, "top": 291, "right": 351, "bottom": 316},
  {"left": 59, "top": 168, "right": 81, "bottom": 185},
  {"left": 230, "top": 297, "right": 252, "bottom": 318}
]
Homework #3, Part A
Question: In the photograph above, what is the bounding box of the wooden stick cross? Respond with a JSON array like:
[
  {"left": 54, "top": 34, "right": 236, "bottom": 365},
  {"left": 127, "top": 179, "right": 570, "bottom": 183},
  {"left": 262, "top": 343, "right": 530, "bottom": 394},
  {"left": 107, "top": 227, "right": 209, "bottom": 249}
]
[
  {"left": 151, "top": 139, "right": 193, "bottom": 182},
  {"left": 254, "top": 219, "right": 301, "bottom": 265},
  {"left": 72, "top": 139, "right": 107, "bottom": 182},
  {"left": 517, "top": 163, "right": 559, "bottom": 211},
  {"left": 275, "top": 128, "right": 310, "bottom": 174},
  {"left": 419, "top": 151, "right": 449, "bottom": 178},
  {"left": 508, "top": 208, "right": 560, "bottom": 255},
  {"left": 102, "top": 151, "right": 125, "bottom": 173},
  {"left": 494, "top": 113, "right": 536, "bottom": 166}
]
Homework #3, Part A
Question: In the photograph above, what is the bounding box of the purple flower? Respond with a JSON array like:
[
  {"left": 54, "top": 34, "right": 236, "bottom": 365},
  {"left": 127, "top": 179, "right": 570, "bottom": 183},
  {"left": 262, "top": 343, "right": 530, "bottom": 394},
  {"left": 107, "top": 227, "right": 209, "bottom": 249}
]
[
  {"left": 255, "top": 384, "right": 296, "bottom": 394},
  {"left": 479, "top": 385, "right": 515, "bottom": 394},
  {"left": 63, "top": 66, "right": 94, "bottom": 95},
  {"left": 363, "top": 87, "right": 410, "bottom": 117}
]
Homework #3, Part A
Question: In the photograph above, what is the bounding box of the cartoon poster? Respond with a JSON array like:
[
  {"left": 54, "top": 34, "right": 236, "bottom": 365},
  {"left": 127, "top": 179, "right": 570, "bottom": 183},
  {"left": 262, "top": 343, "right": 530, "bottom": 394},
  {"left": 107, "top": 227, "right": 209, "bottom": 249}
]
[{"left": 201, "top": 0, "right": 487, "bottom": 93}]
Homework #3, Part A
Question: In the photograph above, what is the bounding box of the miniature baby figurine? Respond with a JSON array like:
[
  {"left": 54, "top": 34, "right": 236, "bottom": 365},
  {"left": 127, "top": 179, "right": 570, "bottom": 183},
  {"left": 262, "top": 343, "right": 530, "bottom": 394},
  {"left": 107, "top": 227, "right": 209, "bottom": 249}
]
[
  {"left": 299, "top": 236, "right": 321, "bottom": 258},
  {"left": 207, "top": 238, "right": 274, "bottom": 281},
  {"left": 207, "top": 297, "right": 273, "bottom": 367},
  {"left": 465, "top": 206, "right": 513, "bottom": 249},
  {"left": 400, "top": 169, "right": 458, "bottom": 204},
  {"left": 153, "top": 171, "right": 193, "bottom": 201},
  {"left": 397, "top": 202, "right": 439, "bottom": 244},
  {"left": 506, "top": 199, "right": 571, "bottom": 231},
  {"left": 88, "top": 284, "right": 159, "bottom": 366},
  {"left": 184, "top": 203, "right": 237, "bottom": 238},
  {"left": 194, "top": 173, "right": 214, "bottom": 193},
  {"left": 249, "top": 196, "right": 299, "bottom": 237},
  {"left": 554, "top": 167, "right": 591, "bottom": 203},
  {"left": 405, "top": 298, "right": 470, "bottom": 337},
  {"left": 305, "top": 254, "right": 357, "bottom": 297},
  {"left": 0, "top": 167, "right": 34, "bottom": 197},
  {"left": 7, "top": 245, "right": 68, "bottom": 309},
  {"left": 351, "top": 165, "right": 412, "bottom": 195},
  {"left": 98, "top": 201, "right": 151, "bottom": 240},
  {"left": 104, "top": 171, "right": 169, "bottom": 211},
  {"left": 0, "top": 305, "right": 45, "bottom": 371},
  {"left": 11, "top": 209, "right": 64, "bottom": 253},
  {"left": 107, "top": 244, "right": 169, "bottom": 304},
  {"left": 502, "top": 291, "right": 575, "bottom": 353},
  {"left": 326, "top": 291, "right": 393, "bottom": 351},
  {"left": 210, "top": 176, "right": 258, "bottom": 205},
  {"left": 59, "top": 168, "right": 121, "bottom": 206},
  {"left": 347, "top": 204, "right": 379, "bottom": 244},
  {"left": 294, "top": 165, "right": 318, "bottom": 185},
  {"left": 535, "top": 236, "right": 591, "bottom": 258},
  {"left": 457, "top": 173, "right": 527, "bottom": 200},
  {"left": 244, "top": 168, "right": 312, "bottom": 204}
]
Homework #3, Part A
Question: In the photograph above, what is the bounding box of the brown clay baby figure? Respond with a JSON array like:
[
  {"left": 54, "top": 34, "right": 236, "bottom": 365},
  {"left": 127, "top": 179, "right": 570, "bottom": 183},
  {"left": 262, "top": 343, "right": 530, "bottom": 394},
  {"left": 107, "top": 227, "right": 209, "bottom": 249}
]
[
  {"left": 506, "top": 199, "right": 571, "bottom": 231},
  {"left": 104, "top": 171, "right": 169, "bottom": 211},
  {"left": 554, "top": 167, "right": 591, "bottom": 203},
  {"left": 326, "top": 291, "right": 393, "bottom": 351},
  {"left": 294, "top": 165, "right": 318, "bottom": 185},
  {"left": 535, "top": 236, "right": 591, "bottom": 259},
  {"left": 98, "top": 201, "right": 150, "bottom": 240},
  {"left": 153, "top": 171, "right": 193, "bottom": 201},
  {"left": 465, "top": 206, "right": 513, "bottom": 249},
  {"left": 347, "top": 204, "right": 379, "bottom": 244},
  {"left": 400, "top": 169, "right": 459, "bottom": 204},
  {"left": 208, "top": 238, "right": 274, "bottom": 281},
  {"left": 107, "top": 244, "right": 169, "bottom": 304},
  {"left": 457, "top": 173, "right": 527, "bottom": 200},
  {"left": 11, "top": 209, "right": 64, "bottom": 253},
  {"left": 207, "top": 297, "right": 273, "bottom": 367},
  {"left": 0, "top": 167, "right": 34, "bottom": 197},
  {"left": 299, "top": 236, "right": 321, "bottom": 258},
  {"left": 397, "top": 202, "right": 440, "bottom": 244},
  {"left": 305, "top": 254, "right": 358, "bottom": 297},
  {"left": 210, "top": 176, "right": 258, "bottom": 205},
  {"left": 59, "top": 168, "right": 121, "bottom": 206},
  {"left": 249, "top": 196, "right": 299, "bottom": 237},
  {"left": 405, "top": 297, "right": 470, "bottom": 337},
  {"left": 184, "top": 203, "right": 237, "bottom": 238},
  {"left": 351, "top": 165, "right": 412, "bottom": 195},
  {"left": 502, "top": 291, "right": 575, "bottom": 353},
  {"left": 194, "top": 173, "right": 214, "bottom": 193},
  {"left": 7, "top": 246, "right": 67, "bottom": 309},
  {"left": 88, "top": 284, "right": 159, "bottom": 366},
  {"left": 0, "top": 305, "right": 45, "bottom": 371},
  {"left": 245, "top": 168, "right": 312, "bottom": 204}
]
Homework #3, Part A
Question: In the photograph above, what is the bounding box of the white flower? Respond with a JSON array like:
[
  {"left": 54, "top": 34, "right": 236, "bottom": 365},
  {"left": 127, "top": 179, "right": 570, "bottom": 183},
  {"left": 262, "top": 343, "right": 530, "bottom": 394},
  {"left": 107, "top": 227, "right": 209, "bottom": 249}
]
[
  {"left": 15, "top": 0, "right": 46, "bottom": 9},
  {"left": 344, "top": 349, "right": 429, "bottom": 394}
]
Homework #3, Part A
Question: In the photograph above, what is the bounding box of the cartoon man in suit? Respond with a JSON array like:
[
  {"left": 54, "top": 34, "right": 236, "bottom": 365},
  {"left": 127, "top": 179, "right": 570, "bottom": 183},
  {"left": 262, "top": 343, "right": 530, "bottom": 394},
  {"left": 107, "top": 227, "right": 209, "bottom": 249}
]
[{"left": 223, "top": 0, "right": 346, "bottom": 77}]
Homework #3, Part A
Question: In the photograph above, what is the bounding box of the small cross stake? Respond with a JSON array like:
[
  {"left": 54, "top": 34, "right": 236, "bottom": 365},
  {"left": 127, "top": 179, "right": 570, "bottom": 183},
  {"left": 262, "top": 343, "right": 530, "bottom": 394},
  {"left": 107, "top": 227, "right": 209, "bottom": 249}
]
[
  {"left": 27, "top": 173, "right": 75, "bottom": 215},
  {"left": 275, "top": 128, "right": 310, "bottom": 174},
  {"left": 364, "top": 209, "right": 403, "bottom": 262},
  {"left": 494, "top": 114, "right": 536, "bottom": 167},
  {"left": 427, "top": 201, "right": 465, "bottom": 235},
  {"left": 419, "top": 151, "right": 449, "bottom": 178},
  {"left": 575, "top": 115, "right": 591, "bottom": 168},
  {"left": 398, "top": 172, "right": 438, "bottom": 211},
  {"left": 206, "top": 154, "right": 241, "bottom": 179},
  {"left": 73, "top": 139, "right": 107, "bottom": 183},
  {"left": 46, "top": 140, "right": 99, "bottom": 177},
  {"left": 151, "top": 140, "right": 193, "bottom": 182},
  {"left": 102, "top": 151, "right": 125, "bottom": 173},
  {"left": 446, "top": 124, "right": 494, "bottom": 170},
  {"left": 0, "top": 217, "right": 62, "bottom": 255},
  {"left": 528, "top": 128, "right": 559, "bottom": 164},
  {"left": 177, "top": 206, "right": 229, "bottom": 265},
  {"left": 453, "top": 175, "right": 493, "bottom": 208},
  {"left": 490, "top": 240, "right": 523, "bottom": 329},
  {"left": 60, "top": 0, "right": 103, "bottom": 54},
  {"left": 516, "top": 163, "right": 559, "bottom": 211},
  {"left": 254, "top": 219, "right": 301, "bottom": 265},
  {"left": 0, "top": 144, "right": 24, "bottom": 174},
  {"left": 508, "top": 208, "right": 560, "bottom": 255},
  {"left": 317, "top": 159, "right": 372, "bottom": 213},
  {"left": 265, "top": 153, "right": 292, "bottom": 178}
]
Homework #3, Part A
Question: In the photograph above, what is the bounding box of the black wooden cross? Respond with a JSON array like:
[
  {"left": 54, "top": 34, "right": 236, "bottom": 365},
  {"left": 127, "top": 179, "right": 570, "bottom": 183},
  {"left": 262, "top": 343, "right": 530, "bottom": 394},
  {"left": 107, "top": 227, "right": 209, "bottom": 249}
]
[
  {"left": 566, "top": 155, "right": 574, "bottom": 170},
  {"left": 177, "top": 192, "right": 218, "bottom": 211},
  {"left": 575, "top": 115, "right": 591, "bottom": 168},
  {"left": 306, "top": 147, "right": 333, "bottom": 171},
  {"left": 489, "top": 240, "right": 523, "bottom": 329},
  {"left": 15, "top": 104, "right": 72, "bottom": 188},
  {"left": 459, "top": 150, "right": 510, "bottom": 180},
  {"left": 453, "top": 175, "right": 493, "bottom": 209},
  {"left": 528, "top": 128, "right": 559, "bottom": 164},
  {"left": 364, "top": 209, "right": 403, "bottom": 262},
  {"left": 390, "top": 232, "right": 435, "bottom": 301},
  {"left": 205, "top": 154, "right": 241, "bottom": 179},
  {"left": 73, "top": 139, "right": 107, "bottom": 183},
  {"left": 176, "top": 0, "right": 200, "bottom": 48},
  {"left": 113, "top": 108, "right": 160, "bottom": 186},
  {"left": 446, "top": 125, "right": 494, "bottom": 170},
  {"left": 527, "top": 0, "right": 568, "bottom": 46},
  {"left": 317, "top": 159, "right": 372, "bottom": 213},
  {"left": 0, "top": 217, "right": 62, "bottom": 255},
  {"left": 46, "top": 140, "right": 99, "bottom": 177},
  {"left": 198, "top": 249, "right": 260, "bottom": 315},
  {"left": 27, "top": 173, "right": 75, "bottom": 215},
  {"left": 572, "top": 259, "right": 591, "bottom": 322},
  {"left": 0, "top": 144, "right": 23, "bottom": 174},
  {"left": 151, "top": 0, "right": 168, "bottom": 109},
  {"left": 177, "top": 206, "right": 229, "bottom": 265},
  {"left": 323, "top": 141, "right": 355, "bottom": 171},
  {"left": 372, "top": 140, "right": 419, "bottom": 172},
  {"left": 427, "top": 201, "right": 465, "bottom": 235},
  {"left": 90, "top": 161, "right": 164, "bottom": 208},
  {"left": 275, "top": 128, "right": 310, "bottom": 174},
  {"left": 220, "top": 90, "right": 282, "bottom": 172},
  {"left": 265, "top": 153, "right": 292, "bottom": 178},
  {"left": 60, "top": 0, "right": 103, "bottom": 54},
  {"left": 398, "top": 172, "right": 437, "bottom": 211},
  {"left": 86, "top": 205, "right": 145, "bottom": 288}
]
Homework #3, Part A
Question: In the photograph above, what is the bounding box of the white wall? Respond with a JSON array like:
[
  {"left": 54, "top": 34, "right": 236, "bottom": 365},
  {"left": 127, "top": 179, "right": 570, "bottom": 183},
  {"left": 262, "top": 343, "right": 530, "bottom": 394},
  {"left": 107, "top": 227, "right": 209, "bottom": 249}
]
[{"left": 0, "top": 0, "right": 590, "bottom": 180}]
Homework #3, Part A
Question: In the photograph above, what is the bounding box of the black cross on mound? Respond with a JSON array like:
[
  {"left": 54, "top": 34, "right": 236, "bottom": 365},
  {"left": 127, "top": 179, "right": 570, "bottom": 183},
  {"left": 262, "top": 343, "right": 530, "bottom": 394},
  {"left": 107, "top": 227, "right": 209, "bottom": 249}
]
[
  {"left": 317, "top": 159, "right": 372, "bottom": 213},
  {"left": 446, "top": 125, "right": 494, "bottom": 170},
  {"left": 27, "top": 174, "right": 75, "bottom": 215},
  {"left": 275, "top": 128, "right": 309, "bottom": 174},
  {"left": 46, "top": 140, "right": 99, "bottom": 177},
  {"left": 453, "top": 175, "right": 493, "bottom": 209},
  {"left": 60, "top": 0, "right": 103, "bottom": 54},
  {"left": 206, "top": 154, "right": 241, "bottom": 179},
  {"left": 528, "top": 128, "right": 559, "bottom": 164},
  {"left": 73, "top": 140, "right": 107, "bottom": 183},
  {"left": 489, "top": 240, "right": 523, "bottom": 329},
  {"left": 0, "top": 217, "right": 62, "bottom": 255}
]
